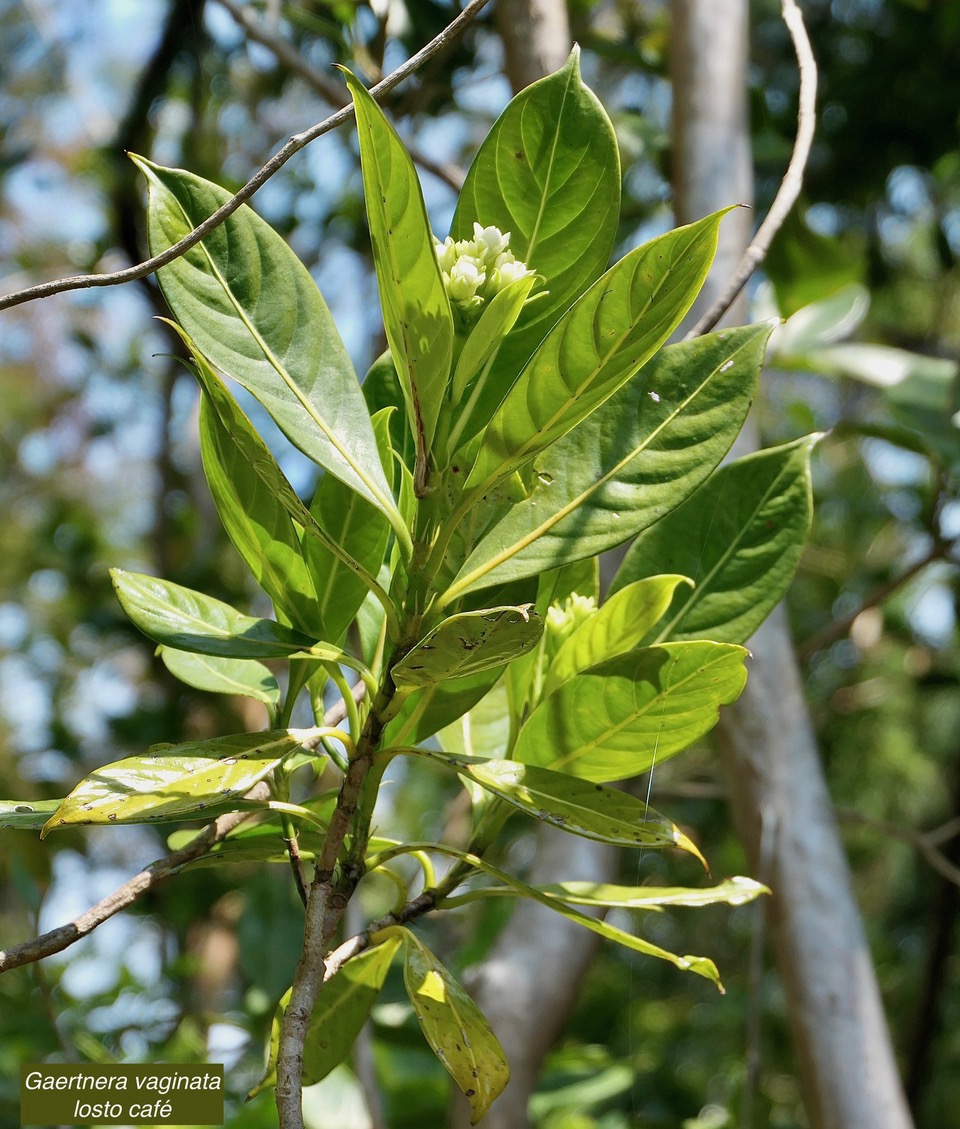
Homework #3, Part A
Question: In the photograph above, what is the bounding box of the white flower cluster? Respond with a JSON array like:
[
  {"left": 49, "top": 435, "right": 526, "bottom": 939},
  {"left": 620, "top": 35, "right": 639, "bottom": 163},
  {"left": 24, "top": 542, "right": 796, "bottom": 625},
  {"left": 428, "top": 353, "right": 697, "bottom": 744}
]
[
  {"left": 544, "top": 593, "right": 597, "bottom": 654},
  {"left": 435, "top": 223, "right": 534, "bottom": 313}
]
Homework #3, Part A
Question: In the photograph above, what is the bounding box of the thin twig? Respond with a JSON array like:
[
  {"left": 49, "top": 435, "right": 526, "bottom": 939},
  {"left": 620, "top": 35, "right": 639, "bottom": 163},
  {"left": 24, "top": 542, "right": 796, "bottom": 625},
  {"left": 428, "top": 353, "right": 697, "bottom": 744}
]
[
  {"left": 0, "top": 691, "right": 359, "bottom": 975},
  {"left": 684, "top": 0, "right": 817, "bottom": 340},
  {"left": 216, "top": 0, "right": 465, "bottom": 191},
  {"left": 835, "top": 807, "right": 960, "bottom": 890},
  {"left": 0, "top": 783, "right": 270, "bottom": 973},
  {"left": 0, "top": 0, "right": 491, "bottom": 313},
  {"left": 797, "top": 545, "right": 944, "bottom": 659}
]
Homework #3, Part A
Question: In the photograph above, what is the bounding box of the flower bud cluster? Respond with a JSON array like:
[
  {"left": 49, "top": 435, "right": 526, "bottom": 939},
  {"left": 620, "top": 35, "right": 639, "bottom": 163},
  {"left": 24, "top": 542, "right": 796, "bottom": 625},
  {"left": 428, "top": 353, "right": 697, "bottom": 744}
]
[
  {"left": 544, "top": 593, "right": 597, "bottom": 657},
  {"left": 435, "top": 223, "right": 534, "bottom": 314}
]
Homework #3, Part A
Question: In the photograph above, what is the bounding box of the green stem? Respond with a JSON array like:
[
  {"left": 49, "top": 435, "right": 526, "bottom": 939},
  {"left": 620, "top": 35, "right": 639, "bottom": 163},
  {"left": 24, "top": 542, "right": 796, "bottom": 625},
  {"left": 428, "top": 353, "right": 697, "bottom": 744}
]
[{"left": 324, "top": 662, "right": 361, "bottom": 742}]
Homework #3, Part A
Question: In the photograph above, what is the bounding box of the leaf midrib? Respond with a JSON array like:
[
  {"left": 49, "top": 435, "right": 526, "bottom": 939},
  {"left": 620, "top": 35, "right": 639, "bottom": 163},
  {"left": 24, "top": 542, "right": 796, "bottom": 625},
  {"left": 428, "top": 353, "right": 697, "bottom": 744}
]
[
  {"left": 448, "top": 333, "right": 758, "bottom": 600},
  {"left": 160, "top": 185, "right": 399, "bottom": 526}
]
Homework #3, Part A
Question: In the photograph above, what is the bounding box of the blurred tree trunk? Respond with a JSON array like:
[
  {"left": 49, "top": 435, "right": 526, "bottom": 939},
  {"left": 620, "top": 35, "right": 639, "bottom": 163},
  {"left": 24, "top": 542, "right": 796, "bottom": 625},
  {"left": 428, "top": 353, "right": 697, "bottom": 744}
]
[{"left": 671, "top": 3, "right": 913, "bottom": 1128}]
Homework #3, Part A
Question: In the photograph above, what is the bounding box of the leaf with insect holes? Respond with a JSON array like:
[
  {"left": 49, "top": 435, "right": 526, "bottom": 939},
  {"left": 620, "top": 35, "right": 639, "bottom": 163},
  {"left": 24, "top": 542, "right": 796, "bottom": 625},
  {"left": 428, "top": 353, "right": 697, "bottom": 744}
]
[
  {"left": 391, "top": 606, "right": 543, "bottom": 689},
  {"left": 413, "top": 751, "right": 706, "bottom": 865},
  {"left": 400, "top": 928, "right": 509, "bottom": 1123},
  {"left": 40, "top": 730, "right": 310, "bottom": 835}
]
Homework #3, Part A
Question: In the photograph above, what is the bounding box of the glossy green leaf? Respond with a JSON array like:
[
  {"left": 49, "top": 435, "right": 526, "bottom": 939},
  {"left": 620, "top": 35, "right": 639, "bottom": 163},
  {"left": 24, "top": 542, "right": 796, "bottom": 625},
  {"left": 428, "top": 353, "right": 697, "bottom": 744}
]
[
  {"left": 505, "top": 558, "right": 600, "bottom": 714},
  {"left": 41, "top": 730, "right": 310, "bottom": 835},
  {"left": 159, "top": 647, "right": 280, "bottom": 708},
  {"left": 133, "top": 156, "right": 404, "bottom": 539},
  {"left": 421, "top": 752, "right": 706, "bottom": 863},
  {"left": 303, "top": 408, "right": 394, "bottom": 644},
  {"left": 198, "top": 393, "right": 322, "bottom": 634},
  {"left": 112, "top": 568, "right": 317, "bottom": 658},
  {"left": 172, "top": 327, "right": 392, "bottom": 621},
  {"left": 543, "top": 575, "right": 692, "bottom": 697},
  {"left": 613, "top": 435, "right": 821, "bottom": 645},
  {"left": 384, "top": 668, "right": 506, "bottom": 747},
  {"left": 465, "top": 210, "right": 729, "bottom": 494},
  {"left": 250, "top": 935, "right": 402, "bottom": 1098},
  {"left": 443, "top": 273, "right": 541, "bottom": 457},
  {"left": 537, "top": 876, "right": 769, "bottom": 909},
  {"left": 342, "top": 70, "right": 454, "bottom": 465},
  {"left": 391, "top": 605, "right": 543, "bottom": 689},
  {"left": 438, "top": 682, "right": 512, "bottom": 761},
  {"left": 400, "top": 927, "right": 509, "bottom": 1123},
  {"left": 514, "top": 642, "right": 748, "bottom": 782},
  {"left": 432, "top": 852, "right": 723, "bottom": 990},
  {"left": 0, "top": 799, "right": 63, "bottom": 831},
  {"left": 444, "top": 324, "right": 766, "bottom": 601},
  {"left": 452, "top": 47, "right": 620, "bottom": 384}
]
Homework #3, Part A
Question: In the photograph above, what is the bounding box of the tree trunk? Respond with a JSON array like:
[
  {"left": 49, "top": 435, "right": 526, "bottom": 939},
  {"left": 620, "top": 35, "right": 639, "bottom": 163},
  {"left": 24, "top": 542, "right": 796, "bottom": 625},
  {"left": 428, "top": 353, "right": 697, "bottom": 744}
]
[{"left": 671, "top": 3, "right": 913, "bottom": 1127}]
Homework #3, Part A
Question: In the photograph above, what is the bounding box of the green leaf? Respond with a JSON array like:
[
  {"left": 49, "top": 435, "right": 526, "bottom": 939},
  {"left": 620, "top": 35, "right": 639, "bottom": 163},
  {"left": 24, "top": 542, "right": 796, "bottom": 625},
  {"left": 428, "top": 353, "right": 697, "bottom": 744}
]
[
  {"left": 513, "top": 642, "right": 748, "bottom": 782},
  {"left": 132, "top": 156, "right": 405, "bottom": 541},
  {"left": 464, "top": 210, "right": 729, "bottom": 494},
  {"left": 537, "top": 876, "right": 769, "bottom": 910},
  {"left": 452, "top": 47, "right": 621, "bottom": 384},
  {"left": 444, "top": 324, "right": 766, "bottom": 601},
  {"left": 111, "top": 569, "right": 371, "bottom": 682},
  {"left": 384, "top": 669, "right": 506, "bottom": 747},
  {"left": 391, "top": 606, "right": 543, "bottom": 689},
  {"left": 418, "top": 753, "right": 706, "bottom": 864},
  {"left": 543, "top": 575, "right": 692, "bottom": 696},
  {"left": 41, "top": 730, "right": 309, "bottom": 835},
  {"left": 444, "top": 273, "right": 541, "bottom": 457},
  {"left": 505, "top": 558, "right": 600, "bottom": 715},
  {"left": 613, "top": 436, "right": 821, "bottom": 645},
  {"left": 250, "top": 935, "right": 402, "bottom": 1098},
  {"left": 171, "top": 326, "right": 394, "bottom": 626},
  {"left": 199, "top": 393, "right": 322, "bottom": 635},
  {"left": 112, "top": 568, "right": 317, "bottom": 658},
  {"left": 158, "top": 647, "right": 280, "bottom": 708},
  {"left": 426, "top": 851, "right": 724, "bottom": 990},
  {"left": 400, "top": 927, "right": 509, "bottom": 1123},
  {"left": 438, "top": 682, "right": 512, "bottom": 761},
  {"left": 341, "top": 70, "right": 454, "bottom": 468},
  {"left": 0, "top": 799, "right": 63, "bottom": 831},
  {"left": 304, "top": 408, "right": 394, "bottom": 644}
]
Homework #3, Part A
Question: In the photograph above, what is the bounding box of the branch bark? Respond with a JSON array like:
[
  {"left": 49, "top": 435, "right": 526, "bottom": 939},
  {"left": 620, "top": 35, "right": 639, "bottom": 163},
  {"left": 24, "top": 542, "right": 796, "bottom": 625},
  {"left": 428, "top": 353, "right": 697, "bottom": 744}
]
[
  {"left": 672, "top": 2, "right": 914, "bottom": 1125},
  {"left": 0, "top": 0, "right": 491, "bottom": 313}
]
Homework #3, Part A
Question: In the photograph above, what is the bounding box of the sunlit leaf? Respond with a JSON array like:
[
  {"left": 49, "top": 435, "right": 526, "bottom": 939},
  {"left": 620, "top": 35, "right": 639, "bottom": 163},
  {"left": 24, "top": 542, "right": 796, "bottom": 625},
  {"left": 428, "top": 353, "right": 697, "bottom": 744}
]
[
  {"left": 452, "top": 47, "right": 621, "bottom": 384},
  {"left": 250, "top": 935, "right": 402, "bottom": 1098},
  {"left": 613, "top": 436, "right": 821, "bottom": 644},
  {"left": 133, "top": 156, "right": 404, "bottom": 537},
  {"left": 464, "top": 210, "right": 729, "bottom": 495},
  {"left": 537, "top": 876, "right": 769, "bottom": 909},
  {"left": 543, "top": 575, "right": 692, "bottom": 696},
  {"left": 444, "top": 325, "right": 766, "bottom": 601},
  {"left": 342, "top": 70, "right": 454, "bottom": 471},
  {"left": 418, "top": 752, "right": 706, "bottom": 864},
  {"left": 514, "top": 642, "right": 748, "bottom": 781},
  {"left": 0, "top": 799, "right": 63, "bottom": 831},
  {"left": 41, "top": 730, "right": 311, "bottom": 835},
  {"left": 159, "top": 647, "right": 280, "bottom": 708},
  {"left": 400, "top": 927, "right": 509, "bottom": 1123},
  {"left": 391, "top": 605, "right": 543, "bottom": 689}
]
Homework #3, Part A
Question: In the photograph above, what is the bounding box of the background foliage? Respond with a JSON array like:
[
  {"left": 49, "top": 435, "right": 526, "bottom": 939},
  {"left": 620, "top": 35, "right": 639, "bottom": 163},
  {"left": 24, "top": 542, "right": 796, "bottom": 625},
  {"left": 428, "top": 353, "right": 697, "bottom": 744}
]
[{"left": 1, "top": 1, "right": 958, "bottom": 1126}]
